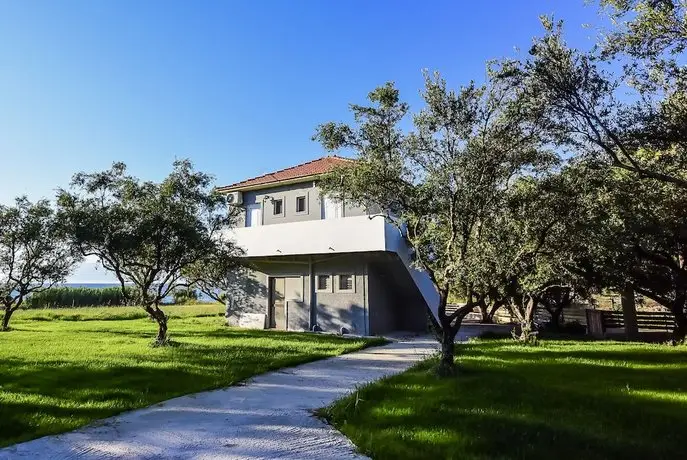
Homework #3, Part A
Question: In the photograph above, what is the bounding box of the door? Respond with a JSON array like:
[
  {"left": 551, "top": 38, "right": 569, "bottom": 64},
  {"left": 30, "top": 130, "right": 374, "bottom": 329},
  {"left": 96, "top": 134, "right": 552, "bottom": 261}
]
[
  {"left": 246, "top": 204, "right": 262, "bottom": 227},
  {"left": 269, "top": 278, "right": 286, "bottom": 329},
  {"left": 322, "top": 196, "right": 343, "bottom": 219},
  {"left": 268, "top": 277, "right": 303, "bottom": 330}
]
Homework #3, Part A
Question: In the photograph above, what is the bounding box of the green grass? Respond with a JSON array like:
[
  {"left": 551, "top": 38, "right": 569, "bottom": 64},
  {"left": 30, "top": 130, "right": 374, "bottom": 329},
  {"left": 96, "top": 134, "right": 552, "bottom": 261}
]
[
  {"left": 0, "top": 307, "right": 386, "bottom": 447},
  {"left": 320, "top": 339, "right": 687, "bottom": 460},
  {"left": 16, "top": 303, "right": 226, "bottom": 322}
]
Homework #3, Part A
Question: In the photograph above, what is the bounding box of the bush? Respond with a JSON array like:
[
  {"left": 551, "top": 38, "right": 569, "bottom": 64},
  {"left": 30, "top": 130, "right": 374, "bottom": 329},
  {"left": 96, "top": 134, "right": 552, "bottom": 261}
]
[
  {"left": 25, "top": 286, "right": 133, "bottom": 309},
  {"left": 172, "top": 288, "right": 199, "bottom": 305},
  {"left": 558, "top": 321, "right": 587, "bottom": 335}
]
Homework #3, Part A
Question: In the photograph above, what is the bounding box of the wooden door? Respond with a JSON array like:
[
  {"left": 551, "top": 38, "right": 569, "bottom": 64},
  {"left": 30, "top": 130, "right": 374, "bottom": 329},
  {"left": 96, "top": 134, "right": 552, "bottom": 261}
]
[{"left": 269, "top": 277, "right": 286, "bottom": 329}]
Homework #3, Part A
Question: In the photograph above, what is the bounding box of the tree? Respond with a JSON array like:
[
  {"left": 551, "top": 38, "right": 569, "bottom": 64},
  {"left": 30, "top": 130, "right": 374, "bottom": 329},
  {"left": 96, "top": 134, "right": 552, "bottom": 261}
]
[
  {"left": 182, "top": 241, "right": 266, "bottom": 321},
  {"left": 501, "top": 16, "right": 687, "bottom": 189},
  {"left": 57, "top": 160, "right": 235, "bottom": 344},
  {"left": 0, "top": 198, "right": 78, "bottom": 330},
  {"left": 474, "top": 286, "right": 509, "bottom": 324},
  {"left": 584, "top": 164, "right": 687, "bottom": 340},
  {"left": 498, "top": 3, "right": 687, "bottom": 341},
  {"left": 482, "top": 173, "right": 583, "bottom": 343},
  {"left": 314, "top": 72, "right": 552, "bottom": 373},
  {"left": 600, "top": 0, "right": 687, "bottom": 86}
]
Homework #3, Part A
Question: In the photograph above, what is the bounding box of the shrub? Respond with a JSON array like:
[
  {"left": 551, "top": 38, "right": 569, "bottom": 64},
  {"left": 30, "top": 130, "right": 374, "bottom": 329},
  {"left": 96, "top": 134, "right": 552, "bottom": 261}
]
[
  {"left": 172, "top": 288, "right": 199, "bottom": 305},
  {"left": 25, "top": 286, "right": 133, "bottom": 309}
]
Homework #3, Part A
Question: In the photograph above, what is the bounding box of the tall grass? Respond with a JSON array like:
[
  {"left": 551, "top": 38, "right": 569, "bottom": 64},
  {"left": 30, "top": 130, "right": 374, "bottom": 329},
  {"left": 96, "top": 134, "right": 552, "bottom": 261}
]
[
  {"left": 16, "top": 304, "right": 226, "bottom": 321},
  {"left": 25, "top": 286, "right": 134, "bottom": 308}
]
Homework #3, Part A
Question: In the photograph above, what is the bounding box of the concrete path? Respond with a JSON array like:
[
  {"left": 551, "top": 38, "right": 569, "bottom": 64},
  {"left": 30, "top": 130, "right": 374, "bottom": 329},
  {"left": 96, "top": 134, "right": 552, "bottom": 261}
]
[{"left": 0, "top": 333, "right": 454, "bottom": 460}]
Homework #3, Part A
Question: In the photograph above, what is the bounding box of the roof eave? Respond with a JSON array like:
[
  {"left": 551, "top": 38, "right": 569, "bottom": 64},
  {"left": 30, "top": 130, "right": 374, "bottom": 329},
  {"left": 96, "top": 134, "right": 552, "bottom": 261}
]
[{"left": 216, "top": 173, "right": 324, "bottom": 194}]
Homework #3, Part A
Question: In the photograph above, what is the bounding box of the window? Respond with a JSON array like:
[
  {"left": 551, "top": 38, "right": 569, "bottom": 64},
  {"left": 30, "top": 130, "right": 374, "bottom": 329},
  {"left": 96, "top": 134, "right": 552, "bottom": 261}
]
[
  {"left": 338, "top": 274, "right": 354, "bottom": 292},
  {"left": 316, "top": 275, "right": 331, "bottom": 292},
  {"left": 273, "top": 199, "right": 283, "bottom": 216},
  {"left": 296, "top": 195, "right": 307, "bottom": 213}
]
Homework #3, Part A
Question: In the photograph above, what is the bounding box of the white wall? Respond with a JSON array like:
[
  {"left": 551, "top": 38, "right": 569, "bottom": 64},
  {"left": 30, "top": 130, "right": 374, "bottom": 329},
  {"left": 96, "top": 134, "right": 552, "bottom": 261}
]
[{"left": 226, "top": 215, "right": 387, "bottom": 257}]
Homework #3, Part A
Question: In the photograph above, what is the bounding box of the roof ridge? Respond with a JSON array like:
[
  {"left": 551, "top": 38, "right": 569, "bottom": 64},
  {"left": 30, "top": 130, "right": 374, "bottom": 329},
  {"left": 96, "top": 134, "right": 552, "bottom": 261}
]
[{"left": 217, "top": 155, "right": 352, "bottom": 192}]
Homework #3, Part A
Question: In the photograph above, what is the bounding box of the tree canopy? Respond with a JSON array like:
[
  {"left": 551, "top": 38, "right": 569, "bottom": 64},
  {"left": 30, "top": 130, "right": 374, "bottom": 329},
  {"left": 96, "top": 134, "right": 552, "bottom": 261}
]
[
  {"left": 57, "top": 160, "right": 237, "bottom": 344},
  {"left": 0, "top": 197, "right": 78, "bottom": 330}
]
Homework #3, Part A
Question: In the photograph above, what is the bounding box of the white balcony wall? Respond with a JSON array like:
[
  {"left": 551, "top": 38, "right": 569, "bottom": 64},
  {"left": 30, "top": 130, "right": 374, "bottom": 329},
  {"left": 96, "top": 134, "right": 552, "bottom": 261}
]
[{"left": 225, "top": 215, "right": 387, "bottom": 257}]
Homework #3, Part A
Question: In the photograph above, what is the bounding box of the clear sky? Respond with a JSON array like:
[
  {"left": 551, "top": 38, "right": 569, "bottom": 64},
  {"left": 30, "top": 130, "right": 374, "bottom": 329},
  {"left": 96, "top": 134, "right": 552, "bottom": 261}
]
[{"left": 0, "top": 0, "right": 602, "bottom": 281}]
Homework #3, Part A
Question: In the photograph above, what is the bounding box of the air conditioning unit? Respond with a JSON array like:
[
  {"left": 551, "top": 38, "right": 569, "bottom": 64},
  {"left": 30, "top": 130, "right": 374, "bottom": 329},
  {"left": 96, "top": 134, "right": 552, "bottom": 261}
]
[{"left": 226, "top": 191, "right": 243, "bottom": 205}]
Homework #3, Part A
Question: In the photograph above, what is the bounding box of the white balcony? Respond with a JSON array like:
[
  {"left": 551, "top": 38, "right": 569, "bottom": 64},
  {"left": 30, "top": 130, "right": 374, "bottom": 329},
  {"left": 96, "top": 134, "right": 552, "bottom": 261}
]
[{"left": 225, "top": 215, "right": 390, "bottom": 258}]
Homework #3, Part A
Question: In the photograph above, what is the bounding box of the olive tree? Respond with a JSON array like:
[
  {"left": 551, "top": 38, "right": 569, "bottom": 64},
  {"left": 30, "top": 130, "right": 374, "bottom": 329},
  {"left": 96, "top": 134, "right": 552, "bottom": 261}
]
[
  {"left": 314, "top": 72, "right": 552, "bottom": 373},
  {"left": 0, "top": 198, "right": 78, "bottom": 330},
  {"left": 57, "top": 160, "right": 235, "bottom": 344},
  {"left": 570, "top": 161, "right": 687, "bottom": 341},
  {"left": 478, "top": 172, "right": 583, "bottom": 343},
  {"left": 498, "top": 3, "right": 687, "bottom": 341}
]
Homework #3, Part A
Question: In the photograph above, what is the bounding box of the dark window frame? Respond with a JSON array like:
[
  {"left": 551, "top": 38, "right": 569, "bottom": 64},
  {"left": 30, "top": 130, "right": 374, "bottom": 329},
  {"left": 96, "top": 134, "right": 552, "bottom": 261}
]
[
  {"left": 273, "top": 199, "right": 283, "bottom": 216},
  {"left": 296, "top": 195, "right": 307, "bottom": 214},
  {"left": 338, "top": 274, "right": 354, "bottom": 292}
]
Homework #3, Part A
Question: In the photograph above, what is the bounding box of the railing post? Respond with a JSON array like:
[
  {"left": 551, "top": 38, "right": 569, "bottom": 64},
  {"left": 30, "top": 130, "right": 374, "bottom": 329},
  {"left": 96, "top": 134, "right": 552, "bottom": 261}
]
[{"left": 586, "top": 309, "right": 605, "bottom": 338}]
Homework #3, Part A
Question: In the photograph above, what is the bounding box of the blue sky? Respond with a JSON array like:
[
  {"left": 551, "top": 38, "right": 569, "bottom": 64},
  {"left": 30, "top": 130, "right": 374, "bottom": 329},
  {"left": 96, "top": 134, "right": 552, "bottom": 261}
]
[{"left": 0, "top": 0, "right": 602, "bottom": 281}]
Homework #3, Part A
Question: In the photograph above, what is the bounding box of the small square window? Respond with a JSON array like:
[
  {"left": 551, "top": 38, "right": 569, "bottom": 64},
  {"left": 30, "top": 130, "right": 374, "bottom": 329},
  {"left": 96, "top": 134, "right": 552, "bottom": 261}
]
[
  {"left": 338, "top": 274, "right": 354, "bottom": 292},
  {"left": 316, "top": 275, "right": 331, "bottom": 291},
  {"left": 296, "top": 196, "right": 306, "bottom": 213},
  {"left": 273, "top": 199, "right": 283, "bottom": 215}
]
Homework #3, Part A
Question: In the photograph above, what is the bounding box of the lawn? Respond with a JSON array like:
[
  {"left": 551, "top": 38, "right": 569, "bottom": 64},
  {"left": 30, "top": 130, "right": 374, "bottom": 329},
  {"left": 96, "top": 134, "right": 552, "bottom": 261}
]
[
  {"left": 320, "top": 339, "right": 687, "bottom": 460},
  {"left": 0, "top": 306, "right": 385, "bottom": 447}
]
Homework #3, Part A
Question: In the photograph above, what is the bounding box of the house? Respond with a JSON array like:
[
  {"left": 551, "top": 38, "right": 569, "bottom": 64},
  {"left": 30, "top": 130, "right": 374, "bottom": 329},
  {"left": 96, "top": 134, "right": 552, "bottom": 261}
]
[{"left": 218, "top": 155, "right": 439, "bottom": 335}]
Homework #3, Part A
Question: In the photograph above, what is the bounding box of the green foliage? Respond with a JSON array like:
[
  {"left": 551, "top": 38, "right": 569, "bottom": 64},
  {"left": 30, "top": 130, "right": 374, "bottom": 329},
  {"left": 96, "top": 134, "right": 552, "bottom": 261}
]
[
  {"left": 0, "top": 198, "right": 79, "bottom": 330},
  {"left": 183, "top": 242, "right": 249, "bottom": 305},
  {"left": 25, "top": 286, "right": 134, "bottom": 308},
  {"left": 492, "top": 1, "right": 687, "bottom": 340},
  {"left": 314, "top": 72, "right": 554, "bottom": 367},
  {"left": 0, "top": 312, "right": 383, "bottom": 447},
  {"left": 57, "top": 160, "right": 238, "bottom": 344},
  {"left": 321, "top": 339, "right": 687, "bottom": 460},
  {"left": 172, "top": 288, "right": 199, "bottom": 305}
]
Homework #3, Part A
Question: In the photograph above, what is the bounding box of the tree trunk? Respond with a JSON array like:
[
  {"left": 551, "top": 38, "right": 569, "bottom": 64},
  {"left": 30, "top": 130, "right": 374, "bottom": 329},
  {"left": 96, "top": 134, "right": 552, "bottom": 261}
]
[
  {"left": 436, "top": 288, "right": 458, "bottom": 376},
  {"left": 1, "top": 307, "right": 13, "bottom": 331},
  {"left": 515, "top": 296, "right": 538, "bottom": 344},
  {"left": 146, "top": 304, "right": 169, "bottom": 345},
  {"left": 437, "top": 327, "right": 458, "bottom": 376},
  {"left": 548, "top": 307, "right": 562, "bottom": 331},
  {"left": 621, "top": 282, "right": 639, "bottom": 341},
  {"left": 488, "top": 300, "right": 505, "bottom": 323},
  {"left": 671, "top": 295, "right": 687, "bottom": 343},
  {"left": 478, "top": 301, "right": 493, "bottom": 324}
]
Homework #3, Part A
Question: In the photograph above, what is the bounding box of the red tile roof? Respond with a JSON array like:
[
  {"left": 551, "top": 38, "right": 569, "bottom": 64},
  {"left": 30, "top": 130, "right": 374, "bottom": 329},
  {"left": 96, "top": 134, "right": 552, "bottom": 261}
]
[{"left": 217, "top": 155, "right": 353, "bottom": 192}]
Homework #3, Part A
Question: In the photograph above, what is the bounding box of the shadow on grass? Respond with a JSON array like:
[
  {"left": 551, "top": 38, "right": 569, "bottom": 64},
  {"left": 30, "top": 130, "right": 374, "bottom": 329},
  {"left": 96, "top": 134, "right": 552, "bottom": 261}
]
[
  {"left": 323, "top": 340, "right": 687, "bottom": 460},
  {"left": 0, "top": 326, "right": 382, "bottom": 448}
]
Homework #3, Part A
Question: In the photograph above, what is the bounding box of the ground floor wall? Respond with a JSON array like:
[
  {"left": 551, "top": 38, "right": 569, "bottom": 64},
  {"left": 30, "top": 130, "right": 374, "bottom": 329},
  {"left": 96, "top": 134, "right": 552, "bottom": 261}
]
[{"left": 226, "top": 252, "right": 426, "bottom": 336}]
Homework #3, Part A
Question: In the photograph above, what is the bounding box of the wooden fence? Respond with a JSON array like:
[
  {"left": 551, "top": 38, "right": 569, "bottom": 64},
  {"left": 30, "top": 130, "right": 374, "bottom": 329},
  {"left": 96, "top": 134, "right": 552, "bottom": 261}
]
[
  {"left": 586, "top": 309, "right": 675, "bottom": 337},
  {"left": 446, "top": 303, "right": 589, "bottom": 325}
]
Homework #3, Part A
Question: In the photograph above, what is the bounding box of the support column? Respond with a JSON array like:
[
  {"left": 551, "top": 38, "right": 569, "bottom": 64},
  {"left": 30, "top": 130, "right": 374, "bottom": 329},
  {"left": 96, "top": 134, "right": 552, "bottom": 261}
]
[{"left": 308, "top": 256, "right": 316, "bottom": 330}]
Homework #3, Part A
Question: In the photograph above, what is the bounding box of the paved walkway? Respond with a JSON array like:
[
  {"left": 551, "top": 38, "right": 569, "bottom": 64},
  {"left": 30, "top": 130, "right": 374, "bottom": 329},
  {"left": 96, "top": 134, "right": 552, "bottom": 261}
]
[{"left": 0, "top": 333, "right": 454, "bottom": 460}]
